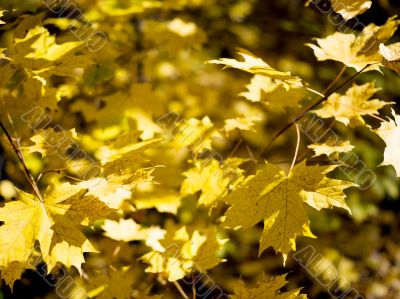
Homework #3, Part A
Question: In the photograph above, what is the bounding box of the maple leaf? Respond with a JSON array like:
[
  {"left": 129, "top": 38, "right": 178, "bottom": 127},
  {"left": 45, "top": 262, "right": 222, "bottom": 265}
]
[
  {"left": 102, "top": 219, "right": 165, "bottom": 250},
  {"left": 71, "top": 83, "right": 164, "bottom": 130},
  {"left": 0, "top": 68, "right": 61, "bottom": 114},
  {"left": 170, "top": 116, "right": 214, "bottom": 154},
  {"left": 308, "top": 139, "right": 354, "bottom": 157},
  {"left": 97, "top": 133, "right": 160, "bottom": 182},
  {"left": 313, "top": 82, "right": 392, "bottom": 126},
  {"left": 0, "top": 182, "right": 113, "bottom": 285},
  {"left": 331, "top": 0, "right": 372, "bottom": 21},
  {"left": 22, "top": 82, "right": 62, "bottom": 110},
  {"left": 181, "top": 158, "right": 244, "bottom": 208},
  {"left": 86, "top": 267, "right": 136, "bottom": 299},
  {"left": 0, "top": 10, "right": 6, "bottom": 25},
  {"left": 208, "top": 49, "right": 304, "bottom": 89},
  {"left": 307, "top": 16, "right": 400, "bottom": 72},
  {"left": 8, "top": 25, "right": 93, "bottom": 85},
  {"left": 240, "top": 75, "right": 305, "bottom": 112},
  {"left": 374, "top": 109, "right": 400, "bottom": 177},
  {"left": 78, "top": 178, "right": 132, "bottom": 209},
  {"left": 379, "top": 42, "right": 400, "bottom": 75},
  {"left": 140, "top": 223, "right": 226, "bottom": 281},
  {"left": 224, "top": 116, "right": 262, "bottom": 134},
  {"left": 231, "top": 273, "right": 307, "bottom": 299},
  {"left": 134, "top": 192, "right": 182, "bottom": 214},
  {"left": 223, "top": 161, "right": 355, "bottom": 263},
  {"left": 28, "top": 128, "right": 79, "bottom": 158},
  {"left": 97, "top": 0, "right": 162, "bottom": 16},
  {"left": 0, "top": 261, "right": 35, "bottom": 289}
]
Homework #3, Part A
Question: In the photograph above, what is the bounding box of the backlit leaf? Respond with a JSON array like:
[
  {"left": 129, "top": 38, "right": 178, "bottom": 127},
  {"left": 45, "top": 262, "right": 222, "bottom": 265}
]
[
  {"left": 379, "top": 42, "right": 400, "bottom": 75},
  {"left": 313, "top": 82, "right": 392, "bottom": 126},
  {"left": 208, "top": 49, "right": 304, "bottom": 89},
  {"left": 374, "top": 109, "right": 400, "bottom": 177},
  {"left": 231, "top": 273, "right": 307, "bottom": 299},
  {"left": 307, "top": 16, "right": 400, "bottom": 71},
  {"left": 331, "top": 0, "right": 372, "bottom": 20},
  {"left": 223, "top": 161, "right": 354, "bottom": 263}
]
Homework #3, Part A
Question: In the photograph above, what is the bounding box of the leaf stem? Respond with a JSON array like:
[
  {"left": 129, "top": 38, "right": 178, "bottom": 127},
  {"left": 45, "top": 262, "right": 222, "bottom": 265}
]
[
  {"left": 305, "top": 87, "right": 325, "bottom": 98},
  {"left": 227, "top": 138, "right": 243, "bottom": 158},
  {"left": 289, "top": 124, "right": 301, "bottom": 173}
]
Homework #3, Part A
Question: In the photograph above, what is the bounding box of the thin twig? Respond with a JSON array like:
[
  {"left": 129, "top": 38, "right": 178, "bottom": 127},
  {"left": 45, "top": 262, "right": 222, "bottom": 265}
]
[
  {"left": 289, "top": 124, "right": 301, "bottom": 174},
  {"left": 173, "top": 281, "right": 189, "bottom": 299},
  {"left": 192, "top": 273, "right": 196, "bottom": 299},
  {"left": 0, "top": 119, "right": 44, "bottom": 202},
  {"left": 322, "top": 65, "right": 347, "bottom": 95},
  {"left": 256, "top": 64, "right": 371, "bottom": 158},
  {"left": 245, "top": 143, "right": 257, "bottom": 163},
  {"left": 227, "top": 138, "right": 243, "bottom": 158}
]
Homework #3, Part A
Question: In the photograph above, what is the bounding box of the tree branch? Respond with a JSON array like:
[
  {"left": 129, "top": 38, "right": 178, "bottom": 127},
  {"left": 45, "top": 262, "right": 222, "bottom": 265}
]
[
  {"left": 256, "top": 64, "right": 371, "bottom": 157},
  {"left": 0, "top": 119, "right": 44, "bottom": 202}
]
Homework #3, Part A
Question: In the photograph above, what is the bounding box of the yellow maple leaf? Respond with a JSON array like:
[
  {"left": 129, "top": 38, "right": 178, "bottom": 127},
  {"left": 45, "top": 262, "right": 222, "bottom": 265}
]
[
  {"left": 307, "top": 16, "right": 400, "bottom": 72},
  {"left": 224, "top": 116, "right": 262, "bottom": 134},
  {"left": 171, "top": 116, "right": 214, "bottom": 154},
  {"left": 240, "top": 75, "right": 305, "bottom": 112},
  {"left": 72, "top": 83, "right": 164, "bottom": 130},
  {"left": 85, "top": 267, "right": 136, "bottom": 299},
  {"left": 97, "top": 0, "right": 161, "bottom": 16},
  {"left": 78, "top": 178, "right": 132, "bottom": 209},
  {"left": 374, "top": 109, "right": 400, "bottom": 177},
  {"left": 0, "top": 261, "right": 35, "bottom": 289},
  {"left": 0, "top": 10, "right": 6, "bottom": 25},
  {"left": 9, "top": 25, "right": 93, "bottom": 85},
  {"left": 28, "top": 128, "right": 79, "bottom": 158},
  {"left": 308, "top": 139, "right": 354, "bottom": 157},
  {"left": 331, "top": 0, "right": 372, "bottom": 21},
  {"left": 223, "top": 161, "right": 355, "bottom": 263},
  {"left": 134, "top": 192, "right": 182, "bottom": 214},
  {"left": 231, "top": 273, "right": 307, "bottom": 299},
  {"left": 140, "top": 223, "right": 226, "bottom": 281},
  {"left": 181, "top": 158, "right": 244, "bottom": 207},
  {"left": 0, "top": 182, "right": 113, "bottom": 285},
  {"left": 208, "top": 49, "right": 304, "bottom": 89},
  {"left": 313, "top": 82, "right": 392, "bottom": 126},
  {"left": 102, "top": 219, "right": 165, "bottom": 250},
  {"left": 22, "top": 82, "right": 61, "bottom": 110},
  {"left": 379, "top": 42, "right": 400, "bottom": 75},
  {"left": 96, "top": 132, "right": 161, "bottom": 182}
]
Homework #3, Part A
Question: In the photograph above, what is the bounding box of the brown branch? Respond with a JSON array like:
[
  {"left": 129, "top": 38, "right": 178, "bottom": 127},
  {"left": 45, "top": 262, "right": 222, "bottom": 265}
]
[
  {"left": 0, "top": 119, "right": 44, "bottom": 202},
  {"left": 256, "top": 64, "right": 371, "bottom": 158},
  {"left": 173, "top": 281, "right": 189, "bottom": 299}
]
